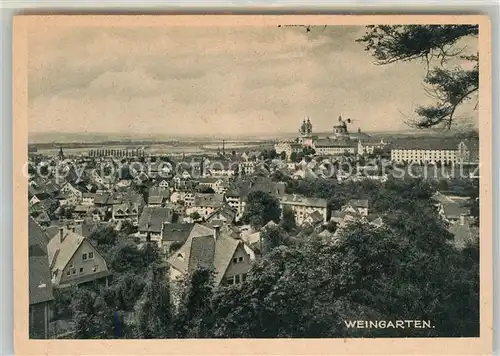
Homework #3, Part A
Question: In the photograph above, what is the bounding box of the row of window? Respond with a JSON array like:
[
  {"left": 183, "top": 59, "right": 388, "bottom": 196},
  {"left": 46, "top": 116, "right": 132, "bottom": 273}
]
[
  {"left": 232, "top": 256, "right": 244, "bottom": 264},
  {"left": 82, "top": 252, "right": 94, "bottom": 261},
  {"left": 226, "top": 273, "right": 248, "bottom": 285},
  {"left": 63, "top": 264, "right": 99, "bottom": 277}
]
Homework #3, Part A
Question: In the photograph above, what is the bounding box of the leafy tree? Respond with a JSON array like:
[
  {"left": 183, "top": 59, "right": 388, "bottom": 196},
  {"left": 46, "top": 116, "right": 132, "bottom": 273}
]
[
  {"left": 89, "top": 226, "right": 118, "bottom": 253},
  {"left": 175, "top": 267, "right": 215, "bottom": 338},
  {"left": 290, "top": 152, "right": 298, "bottom": 163},
  {"left": 107, "top": 241, "right": 162, "bottom": 275},
  {"left": 357, "top": 25, "right": 478, "bottom": 129},
  {"left": 241, "top": 191, "right": 281, "bottom": 229},
  {"left": 134, "top": 264, "right": 173, "bottom": 338},
  {"left": 280, "top": 206, "right": 296, "bottom": 233},
  {"left": 261, "top": 224, "right": 290, "bottom": 254},
  {"left": 190, "top": 211, "right": 202, "bottom": 221},
  {"left": 71, "top": 287, "right": 116, "bottom": 339},
  {"left": 325, "top": 220, "right": 337, "bottom": 233},
  {"left": 279, "top": 151, "right": 287, "bottom": 160},
  {"left": 105, "top": 272, "right": 147, "bottom": 312}
]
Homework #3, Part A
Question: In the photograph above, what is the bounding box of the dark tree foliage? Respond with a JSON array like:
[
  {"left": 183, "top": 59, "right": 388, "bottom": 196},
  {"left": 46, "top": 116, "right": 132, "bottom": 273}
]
[
  {"left": 71, "top": 288, "right": 116, "bottom": 339},
  {"left": 357, "top": 25, "right": 478, "bottom": 129},
  {"left": 204, "top": 213, "right": 478, "bottom": 338},
  {"left": 261, "top": 224, "right": 291, "bottom": 254},
  {"left": 280, "top": 206, "right": 297, "bottom": 233},
  {"left": 107, "top": 241, "right": 162, "bottom": 275},
  {"left": 134, "top": 264, "right": 173, "bottom": 338},
  {"left": 174, "top": 268, "right": 215, "bottom": 338},
  {"left": 241, "top": 191, "right": 282, "bottom": 229}
]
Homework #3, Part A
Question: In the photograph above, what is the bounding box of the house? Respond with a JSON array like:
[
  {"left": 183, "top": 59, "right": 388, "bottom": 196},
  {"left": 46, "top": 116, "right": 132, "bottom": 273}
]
[
  {"left": 279, "top": 194, "right": 328, "bottom": 226},
  {"left": 313, "top": 139, "right": 357, "bottom": 156},
  {"left": 29, "top": 192, "right": 52, "bottom": 206},
  {"left": 158, "top": 179, "right": 170, "bottom": 190},
  {"left": 225, "top": 179, "right": 286, "bottom": 220},
  {"left": 73, "top": 205, "right": 93, "bottom": 221},
  {"left": 148, "top": 195, "right": 167, "bottom": 207},
  {"left": 301, "top": 210, "right": 325, "bottom": 227},
  {"left": 390, "top": 138, "right": 477, "bottom": 164},
  {"left": 60, "top": 182, "right": 84, "bottom": 205},
  {"left": 170, "top": 190, "right": 195, "bottom": 207},
  {"left": 206, "top": 204, "right": 237, "bottom": 226},
  {"left": 47, "top": 227, "right": 110, "bottom": 289},
  {"left": 93, "top": 193, "right": 111, "bottom": 207},
  {"left": 81, "top": 193, "right": 98, "bottom": 206},
  {"left": 433, "top": 192, "right": 471, "bottom": 224},
  {"left": 206, "top": 160, "right": 238, "bottom": 177},
  {"left": 341, "top": 199, "right": 369, "bottom": 216},
  {"left": 357, "top": 139, "right": 387, "bottom": 155},
  {"left": 138, "top": 206, "right": 175, "bottom": 245},
  {"left": 197, "top": 177, "right": 225, "bottom": 193},
  {"left": 239, "top": 161, "right": 256, "bottom": 176},
  {"left": 161, "top": 223, "right": 196, "bottom": 255},
  {"left": 167, "top": 224, "right": 256, "bottom": 288},
  {"left": 112, "top": 203, "right": 140, "bottom": 226},
  {"left": 148, "top": 187, "right": 170, "bottom": 207},
  {"left": 366, "top": 214, "right": 384, "bottom": 228},
  {"left": 187, "top": 193, "right": 225, "bottom": 219},
  {"left": 29, "top": 218, "right": 54, "bottom": 339}
]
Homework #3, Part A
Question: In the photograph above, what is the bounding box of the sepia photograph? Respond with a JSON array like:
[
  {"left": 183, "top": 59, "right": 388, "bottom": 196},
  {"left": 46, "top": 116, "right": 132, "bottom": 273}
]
[{"left": 14, "top": 14, "right": 492, "bottom": 355}]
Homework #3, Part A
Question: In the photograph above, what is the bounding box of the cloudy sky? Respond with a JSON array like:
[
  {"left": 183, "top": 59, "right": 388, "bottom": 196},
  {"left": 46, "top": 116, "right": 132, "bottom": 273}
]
[{"left": 28, "top": 24, "right": 478, "bottom": 137}]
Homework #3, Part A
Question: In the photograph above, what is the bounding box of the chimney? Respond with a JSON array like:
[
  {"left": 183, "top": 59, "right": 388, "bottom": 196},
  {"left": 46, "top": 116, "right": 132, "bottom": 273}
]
[
  {"left": 59, "top": 227, "right": 65, "bottom": 243},
  {"left": 213, "top": 225, "right": 221, "bottom": 240},
  {"left": 460, "top": 214, "right": 466, "bottom": 226}
]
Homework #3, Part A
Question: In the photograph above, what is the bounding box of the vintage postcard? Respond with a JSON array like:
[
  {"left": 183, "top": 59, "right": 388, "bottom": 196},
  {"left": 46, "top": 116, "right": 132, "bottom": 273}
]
[{"left": 13, "top": 14, "right": 492, "bottom": 355}]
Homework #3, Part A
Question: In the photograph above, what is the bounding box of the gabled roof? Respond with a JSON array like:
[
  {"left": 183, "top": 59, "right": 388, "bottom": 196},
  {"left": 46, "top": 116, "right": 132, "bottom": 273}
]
[
  {"left": 93, "top": 193, "right": 111, "bottom": 205},
  {"left": 138, "top": 206, "right": 174, "bottom": 233},
  {"left": 29, "top": 217, "right": 54, "bottom": 305},
  {"left": 346, "top": 199, "right": 369, "bottom": 209},
  {"left": 148, "top": 196, "right": 165, "bottom": 205},
  {"left": 305, "top": 210, "right": 324, "bottom": 224},
  {"left": 193, "top": 193, "right": 224, "bottom": 208},
  {"left": 167, "top": 224, "right": 243, "bottom": 285},
  {"left": 206, "top": 204, "right": 237, "bottom": 222},
  {"left": 34, "top": 210, "right": 51, "bottom": 224},
  {"left": 47, "top": 228, "right": 86, "bottom": 284},
  {"left": 162, "top": 223, "right": 196, "bottom": 243},
  {"left": 149, "top": 187, "right": 170, "bottom": 198},
  {"left": 112, "top": 203, "right": 139, "bottom": 215}
]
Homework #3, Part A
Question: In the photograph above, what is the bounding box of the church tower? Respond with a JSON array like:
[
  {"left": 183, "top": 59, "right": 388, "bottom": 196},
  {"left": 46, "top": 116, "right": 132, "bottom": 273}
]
[
  {"left": 58, "top": 145, "right": 65, "bottom": 160},
  {"left": 333, "top": 115, "right": 351, "bottom": 140}
]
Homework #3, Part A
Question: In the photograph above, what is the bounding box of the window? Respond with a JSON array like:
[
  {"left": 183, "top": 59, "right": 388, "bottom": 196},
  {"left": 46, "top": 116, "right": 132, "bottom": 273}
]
[
  {"left": 232, "top": 258, "right": 238, "bottom": 263},
  {"left": 72, "top": 268, "right": 76, "bottom": 275},
  {"left": 82, "top": 253, "right": 88, "bottom": 261},
  {"left": 235, "top": 275, "right": 241, "bottom": 284},
  {"left": 80, "top": 267, "right": 84, "bottom": 273},
  {"left": 226, "top": 276, "right": 234, "bottom": 285},
  {"left": 92, "top": 265, "right": 99, "bottom": 273},
  {"left": 66, "top": 270, "right": 70, "bottom": 276},
  {"left": 242, "top": 273, "right": 248, "bottom": 282},
  {"left": 88, "top": 252, "right": 94, "bottom": 259},
  {"left": 238, "top": 256, "right": 243, "bottom": 263}
]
